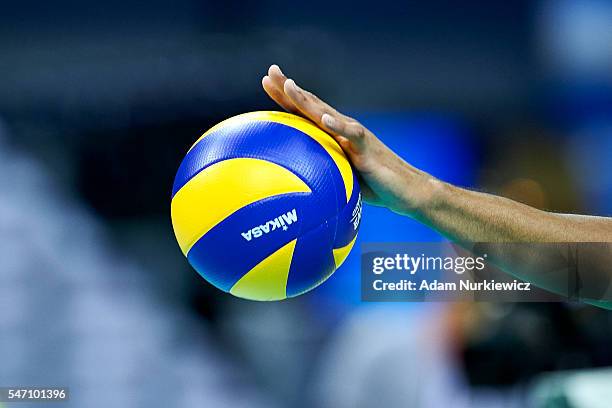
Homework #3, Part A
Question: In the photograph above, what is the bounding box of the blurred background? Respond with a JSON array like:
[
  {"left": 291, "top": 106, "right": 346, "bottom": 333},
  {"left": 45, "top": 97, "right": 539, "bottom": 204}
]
[{"left": 1, "top": 0, "right": 611, "bottom": 407}]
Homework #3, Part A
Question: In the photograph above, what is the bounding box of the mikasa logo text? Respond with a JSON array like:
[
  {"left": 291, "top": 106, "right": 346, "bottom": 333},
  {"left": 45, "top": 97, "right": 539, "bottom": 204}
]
[
  {"left": 241, "top": 209, "right": 298, "bottom": 241},
  {"left": 351, "top": 193, "right": 362, "bottom": 230}
]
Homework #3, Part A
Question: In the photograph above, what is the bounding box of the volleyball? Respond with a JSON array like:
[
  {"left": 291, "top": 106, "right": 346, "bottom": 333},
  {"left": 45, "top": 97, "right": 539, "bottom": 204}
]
[{"left": 171, "top": 111, "right": 362, "bottom": 301}]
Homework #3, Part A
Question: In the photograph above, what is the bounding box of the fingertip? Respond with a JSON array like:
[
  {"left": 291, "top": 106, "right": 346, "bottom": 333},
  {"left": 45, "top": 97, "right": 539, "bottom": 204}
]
[
  {"left": 285, "top": 78, "right": 304, "bottom": 96},
  {"left": 269, "top": 64, "right": 284, "bottom": 78},
  {"left": 337, "top": 136, "right": 351, "bottom": 149},
  {"left": 261, "top": 76, "right": 273, "bottom": 94},
  {"left": 337, "top": 136, "right": 350, "bottom": 144},
  {"left": 284, "top": 78, "right": 296, "bottom": 94}
]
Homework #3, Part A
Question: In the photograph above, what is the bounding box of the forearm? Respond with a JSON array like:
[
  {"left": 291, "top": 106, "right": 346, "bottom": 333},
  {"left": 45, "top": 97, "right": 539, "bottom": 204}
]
[
  {"left": 413, "top": 179, "right": 612, "bottom": 243},
  {"left": 403, "top": 170, "right": 612, "bottom": 301}
]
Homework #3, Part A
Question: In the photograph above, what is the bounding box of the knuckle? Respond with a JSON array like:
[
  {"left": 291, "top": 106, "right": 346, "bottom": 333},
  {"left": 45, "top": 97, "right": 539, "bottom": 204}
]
[
  {"left": 335, "top": 118, "right": 347, "bottom": 131},
  {"left": 305, "top": 90, "right": 321, "bottom": 104},
  {"left": 352, "top": 124, "right": 366, "bottom": 139},
  {"left": 297, "top": 90, "right": 309, "bottom": 102}
]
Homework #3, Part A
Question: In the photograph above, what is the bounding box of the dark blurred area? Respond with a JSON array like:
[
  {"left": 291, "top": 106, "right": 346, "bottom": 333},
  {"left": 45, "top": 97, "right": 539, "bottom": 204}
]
[{"left": 1, "top": 1, "right": 611, "bottom": 407}]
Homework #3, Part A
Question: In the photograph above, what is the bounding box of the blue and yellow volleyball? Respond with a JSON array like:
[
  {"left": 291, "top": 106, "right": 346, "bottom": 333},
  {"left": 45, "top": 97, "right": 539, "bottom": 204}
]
[{"left": 171, "top": 111, "right": 362, "bottom": 301}]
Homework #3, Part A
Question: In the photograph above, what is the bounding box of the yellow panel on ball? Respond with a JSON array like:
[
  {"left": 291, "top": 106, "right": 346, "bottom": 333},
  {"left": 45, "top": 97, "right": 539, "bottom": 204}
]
[
  {"left": 171, "top": 157, "right": 311, "bottom": 255},
  {"left": 230, "top": 239, "right": 297, "bottom": 301}
]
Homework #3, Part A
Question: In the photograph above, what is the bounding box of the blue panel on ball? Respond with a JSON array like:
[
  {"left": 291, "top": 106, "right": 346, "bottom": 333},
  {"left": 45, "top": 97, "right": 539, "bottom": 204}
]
[
  {"left": 286, "top": 220, "right": 336, "bottom": 298},
  {"left": 172, "top": 121, "right": 345, "bottom": 222},
  {"left": 333, "top": 171, "right": 361, "bottom": 249},
  {"left": 187, "top": 192, "right": 315, "bottom": 292}
]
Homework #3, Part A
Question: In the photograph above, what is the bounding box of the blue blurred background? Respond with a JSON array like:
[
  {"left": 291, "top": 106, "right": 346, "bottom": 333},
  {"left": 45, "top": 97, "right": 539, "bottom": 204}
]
[{"left": 1, "top": 1, "right": 611, "bottom": 407}]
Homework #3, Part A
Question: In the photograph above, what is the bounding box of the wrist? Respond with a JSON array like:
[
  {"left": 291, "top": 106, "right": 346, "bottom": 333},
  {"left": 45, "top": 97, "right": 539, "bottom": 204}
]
[{"left": 396, "top": 166, "right": 448, "bottom": 217}]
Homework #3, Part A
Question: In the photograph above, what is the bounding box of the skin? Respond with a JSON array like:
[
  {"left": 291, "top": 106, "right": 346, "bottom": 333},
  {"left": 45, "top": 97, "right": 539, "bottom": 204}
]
[{"left": 262, "top": 64, "right": 612, "bottom": 306}]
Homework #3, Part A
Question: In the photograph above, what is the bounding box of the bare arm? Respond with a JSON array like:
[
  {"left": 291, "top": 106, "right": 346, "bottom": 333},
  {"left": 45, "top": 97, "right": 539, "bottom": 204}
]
[
  {"left": 262, "top": 65, "right": 612, "bottom": 305},
  {"left": 418, "top": 184, "right": 612, "bottom": 243}
]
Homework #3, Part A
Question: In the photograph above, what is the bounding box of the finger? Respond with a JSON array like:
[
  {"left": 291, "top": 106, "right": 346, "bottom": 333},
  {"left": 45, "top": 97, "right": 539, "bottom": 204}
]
[
  {"left": 268, "top": 64, "right": 289, "bottom": 89},
  {"left": 337, "top": 136, "right": 360, "bottom": 158},
  {"left": 265, "top": 65, "right": 300, "bottom": 113},
  {"left": 283, "top": 79, "right": 340, "bottom": 126},
  {"left": 322, "top": 113, "right": 367, "bottom": 148},
  {"left": 262, "top": 76, "right": 299, "bottom": 114}
]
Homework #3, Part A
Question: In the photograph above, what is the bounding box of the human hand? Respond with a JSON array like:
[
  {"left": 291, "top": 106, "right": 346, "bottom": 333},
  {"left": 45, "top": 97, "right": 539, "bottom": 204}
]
[{"left": 262, "top": 64, "right": 438, "bottom": 215}]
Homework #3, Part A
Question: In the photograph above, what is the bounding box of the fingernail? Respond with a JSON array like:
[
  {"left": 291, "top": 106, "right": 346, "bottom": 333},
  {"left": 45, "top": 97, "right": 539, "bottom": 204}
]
[
  {"left": 322, "top": 114, "right": 336, "bottom": 128},
  {"left": 286, "top": 78, "right": 299, "bottom": 92},
  {"left": 272, "top": 64, "right": 284, "bottom": 76}
]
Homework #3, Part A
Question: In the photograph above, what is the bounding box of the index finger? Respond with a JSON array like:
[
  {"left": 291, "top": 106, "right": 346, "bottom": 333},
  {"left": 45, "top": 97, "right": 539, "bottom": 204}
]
[{"left": 283, "top": 79, "right": 343, "bottom": 128}]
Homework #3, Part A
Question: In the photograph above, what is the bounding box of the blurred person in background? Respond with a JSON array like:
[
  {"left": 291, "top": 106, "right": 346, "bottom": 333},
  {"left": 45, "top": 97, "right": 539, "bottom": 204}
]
[{"left": 0, "top": 122, "right": 274, "bottom": 407}]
